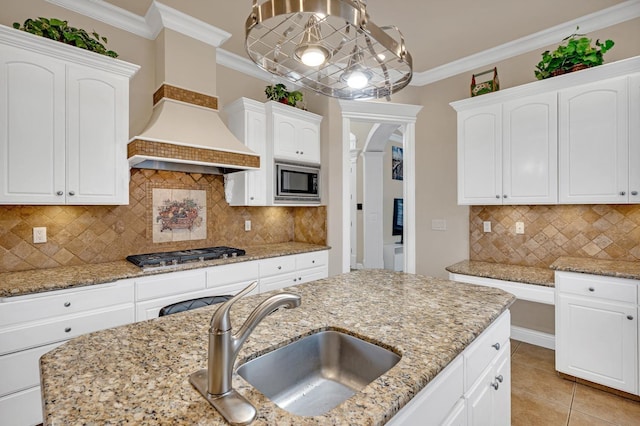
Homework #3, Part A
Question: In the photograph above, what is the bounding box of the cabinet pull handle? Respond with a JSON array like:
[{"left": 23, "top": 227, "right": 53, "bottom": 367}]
[
  {"left": 491, "top": 381, "right": 499, "bottom": 390},
  {"left": 64, "top": 327, "right": 71, "bottom": 333},
  {"left": 312, "top": 260, "right": 315, "bottom": 264},
  {"left": 64, "top": 301, "right": 71, "bottom": 307},
  {"left": 250, "top": 196, "right": 254, "bottom": 200},
  {"left": 492, "top": 342, "right": 500, "bottom": 350},
  {"left": 588, "top": 287, "right": 595, "bottom": 292},
  {"left": 277, "top": 266, "right": 282, "bottom": 270},
  {"left": 495, "top": 195, "right": 500, "bottom": 199},
  {"left": 495, "top": 374, "right": 504, "bottom": 383},
  {"left": 632, "top": 191, "right": 638, "bottom": 196},
  {"left": 300, "top": 151, "right": 303, "bottom": 155},
  {"left": 68, "top": 191, "right": 75, "bottom": 196},
  {"left": 56, "top": 191, "right": 64, "bottom": 196},
  {"left": 293, "top": 278, "right": 297, "bottom": 282},
  {"left": 298, "top": 277, "right": 302, "bottom": 281},
  {"left": 503, "top": 194, "right": 508, "bottom": 199},
  {"left": 628, "top": 315, "right": 634, "bottom": 320},
  {"left": 620, "top": 191, "right": 626, "bottom": 196}
]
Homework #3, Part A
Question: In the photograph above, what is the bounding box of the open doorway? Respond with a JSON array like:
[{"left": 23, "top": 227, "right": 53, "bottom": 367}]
[
  {"left": 350, "top": 122, "right": 405, "bottom": 270},
  {"left": 338, "top": 100, "right": 422, "bottom": 274}
]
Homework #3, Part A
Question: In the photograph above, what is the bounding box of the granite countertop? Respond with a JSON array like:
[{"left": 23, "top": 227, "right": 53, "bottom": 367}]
[
  {"left": 550, "top": 256, "right": 640, "bottom": 280},
  {"left": 446, "top": 259, "right": 555, "bottom": 287},
  {"left": 0, "top": 242, "right": 329, "bottom": 298},
  {"left": 41, "top": 269, "right": 515, "bottom": 425}
]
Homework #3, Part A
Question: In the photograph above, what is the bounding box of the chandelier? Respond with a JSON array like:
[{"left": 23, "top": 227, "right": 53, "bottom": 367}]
[{"left": 245, "top": 0, "right": 413, "bottom": 100}]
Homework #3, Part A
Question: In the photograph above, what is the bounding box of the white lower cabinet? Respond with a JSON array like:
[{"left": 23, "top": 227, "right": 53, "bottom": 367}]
[
  {"left": 259, "top": 251, "right": 328, "bottom": 292},
  {"left": 555, "top": 271, "right": 638, "bottom": 394},
  {"left": 388, "top": 310, "right": 510, "bottom": 425},
  {"left": 0, "top": 281, "right": 135, "bottom": 426}
]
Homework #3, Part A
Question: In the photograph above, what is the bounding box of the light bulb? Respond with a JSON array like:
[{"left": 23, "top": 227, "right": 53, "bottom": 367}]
[
  {"left": 299, "top": 46, "right": 328, "bottom": 67},
  {"left": 346, "top": 70, "right": 370, "bottom": 89}
]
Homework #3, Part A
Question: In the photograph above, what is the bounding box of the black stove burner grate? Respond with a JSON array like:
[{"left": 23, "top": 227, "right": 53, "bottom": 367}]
[{"left": 126, "top": 246, "right": 246, "bottom": 268}]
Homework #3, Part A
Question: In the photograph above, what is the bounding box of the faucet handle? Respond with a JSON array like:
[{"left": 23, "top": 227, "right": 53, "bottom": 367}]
[{"left": 210, "top": 281, "right": 258, "bottom": 332}]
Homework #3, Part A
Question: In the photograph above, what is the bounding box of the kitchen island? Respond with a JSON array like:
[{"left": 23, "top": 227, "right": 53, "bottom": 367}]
[{"left": 40, "top": 270, "right": 515, "bottom": 425}]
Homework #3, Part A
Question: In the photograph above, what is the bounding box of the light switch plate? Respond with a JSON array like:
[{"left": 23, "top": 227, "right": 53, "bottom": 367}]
[
  {"left": 515, "top": 222, "right": 525, "bottom": 234},
  {"left": 244, "top": 220, "right": 251, "bottom": 231},
  {"left": 431, "top": 219, "right": 447, "bottom": 231},
  {"left": 483, "top": 221, "right": 491, "bottom": 232}
]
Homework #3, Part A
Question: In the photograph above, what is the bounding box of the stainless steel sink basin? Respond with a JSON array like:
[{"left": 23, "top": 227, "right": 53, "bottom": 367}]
[{"left": 236, "top": 330, "right": 401, "bottom": 416}]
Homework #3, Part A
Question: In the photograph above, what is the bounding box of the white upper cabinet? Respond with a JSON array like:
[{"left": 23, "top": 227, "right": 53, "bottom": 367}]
[
  {"left": 456, "top": 92, "right": 557, "bottom": 205},
  {"left": 0, "top": 25, "right": 139, "bottom": 205},
  {"left": 268, "top": 101, "right": 321, "bottom": 165},
  {"left": 457, "top": 104, "right": 502, "bottom": 205},
  {"left": 503, "top": 92, "right": 558, "bottom": 204},
  {"left": 452, "top": 55, "right": 640, "bottom": 206},
  {"left": 559, "top": 77, "right": 629, "bottom": 204}
]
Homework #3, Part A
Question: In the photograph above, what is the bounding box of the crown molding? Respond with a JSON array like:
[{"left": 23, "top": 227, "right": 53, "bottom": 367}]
[
  {"left": 411, "top": 0, "right": 640, "bottom": 86},
  {"left": 46, "top": 0, "right": 231, "bottom": 47},
  {"left": 216, "top": 49, "right": 273, "bottom": 82},
  {"left": 45, "top": 0, "right": 155, "bottom": 39}
]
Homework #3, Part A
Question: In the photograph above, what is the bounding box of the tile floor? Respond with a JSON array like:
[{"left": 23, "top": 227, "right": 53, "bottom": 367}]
[{"left": 511, "top": 340, "right": 640, "bottom": 425}]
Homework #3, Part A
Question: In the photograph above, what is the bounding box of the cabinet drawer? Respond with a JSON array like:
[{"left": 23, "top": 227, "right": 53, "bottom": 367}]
[
  {"left": 0, "top": 341, "right": 64, "bottom": 397},
  {"left": 260, "top": 272, "right": 299, "bottom": 293},
  {"left": 207, "top": 261, "right": 259, "bottom": 288},
  {"left": 0, "top": 305, "right": 134, "bottom": 355},
  {"left": 0, "top": 280, "right": 134, "bottom": 327},
  {"left": 296, "top": 251, "right": 328, "bottom": 270},
  {"left": 0, "top": 385, "right": 43, "bottom": 426},
  {"left": 259, "top": 255, "right": 296, "bottom": 278},
  {"left": 136, "top": 269, "right": 206, "bottom": 301},
  {"left": 464, "top": 311, "right": 510, "bottom": 391},
  {"left": 556, "top": 272, "right": 637, "bottom": 303}
]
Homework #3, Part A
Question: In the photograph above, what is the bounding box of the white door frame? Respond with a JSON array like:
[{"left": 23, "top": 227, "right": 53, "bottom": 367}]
[{"left": 338, "top": 100, "right": 422, "bottom": 274}]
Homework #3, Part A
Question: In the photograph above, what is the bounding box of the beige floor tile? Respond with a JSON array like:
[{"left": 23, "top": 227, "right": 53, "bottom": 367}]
[
  {"left": 568, "top": 410, "right": 616, "bottom": 426},
  {"left": 572, "top": 384, "right": 640, "bottom": 426},
  {"left": 512, "top": 388, "right": 570, "bottom": 426},
  {"left": 512, "top": 342, "right": 556, "bottom": 373},
  {"left": 512, "top": 362, "right": 575, "bottom": 407}
]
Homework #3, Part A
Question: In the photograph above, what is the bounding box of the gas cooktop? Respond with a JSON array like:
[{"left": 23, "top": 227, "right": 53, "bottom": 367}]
[{"left": 126, "top": 246, "right": 246, "bottom": 268}]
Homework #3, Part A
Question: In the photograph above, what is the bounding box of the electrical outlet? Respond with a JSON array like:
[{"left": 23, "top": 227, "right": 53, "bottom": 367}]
[
  {"left": 483, "top": 221, "right": 492, "bottom": 232},
  {"left": 244, "top": 220, "right": 251, "bottom": 231},
  {"left": 33, "top": 227, "right": 47, "bottom": 243},
  {"left": 515, "top": 222, "right": 525, "bottom": 234}
]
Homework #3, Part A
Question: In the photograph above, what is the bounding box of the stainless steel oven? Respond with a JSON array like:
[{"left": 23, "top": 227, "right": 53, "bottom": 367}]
[{"left": 275, "top": 161, "right": 320, "bottom": 203}]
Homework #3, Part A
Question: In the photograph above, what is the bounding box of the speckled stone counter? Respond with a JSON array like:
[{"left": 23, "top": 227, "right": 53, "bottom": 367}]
[
  {"left": 550, "top": 256, "right": 640, "bottom": 280},
  {"left": 446, "top": 260, "right": 555, "bottom": 287},
  {"left": 41, "top": 270, "right": 515, "bottom": 425},
  {"left": 0, "top": 242, "right": 329, "bottom": 298}
]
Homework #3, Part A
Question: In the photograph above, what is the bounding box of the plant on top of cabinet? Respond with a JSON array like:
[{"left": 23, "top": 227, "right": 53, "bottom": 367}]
[
  {"left": 534, "top": 27, "right": 614, "bottom": 80},
  {"left": 265, "top": 83, "right": 303, "bottom": 107},
  {"left": 13, "top": 17, "right": 118, "bottom": 58}
]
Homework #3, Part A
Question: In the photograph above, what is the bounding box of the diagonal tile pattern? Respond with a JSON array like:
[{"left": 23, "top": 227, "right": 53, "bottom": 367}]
[
  {"left": 0, "top": 170, "right": 326, "bottom": 272},
  {"left": 470, "top": 205, "right": 640, "bottom": 267}
]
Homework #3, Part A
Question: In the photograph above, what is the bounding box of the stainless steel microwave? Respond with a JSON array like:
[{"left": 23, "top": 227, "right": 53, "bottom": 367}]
[{"left": 274, "top": 161, "right": 321, "bottom": 203}]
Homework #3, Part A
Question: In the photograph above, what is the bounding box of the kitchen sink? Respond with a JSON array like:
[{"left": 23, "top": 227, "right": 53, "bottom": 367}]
[{"left": 236, "top": 330, "right": 400, "bottom": 416}]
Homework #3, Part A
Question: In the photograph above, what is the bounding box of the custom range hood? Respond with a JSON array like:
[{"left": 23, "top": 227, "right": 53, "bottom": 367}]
[{"left": 128, "top": 24, "right": 259, "bottom": 175}]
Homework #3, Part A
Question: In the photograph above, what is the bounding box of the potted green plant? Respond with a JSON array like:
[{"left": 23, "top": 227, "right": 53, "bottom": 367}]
[
  {"left": 265, "top": 83, "right": 303, "bottom": 107},
  {"left": 534, "top": 27, "right": 613, "bottom": 80},
  {"left": 13, "top": 17, "right": 118, "bottom": 58}
]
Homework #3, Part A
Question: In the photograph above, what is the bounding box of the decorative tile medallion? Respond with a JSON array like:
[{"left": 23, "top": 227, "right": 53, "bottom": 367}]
[{"left": 152, "top": 188, "right": 206, "bottom": 242}]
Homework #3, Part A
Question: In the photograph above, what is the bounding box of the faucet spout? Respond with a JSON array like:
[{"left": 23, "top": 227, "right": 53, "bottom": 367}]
[{"left": 189, "top": 281, "right": 301, "bottom": 425}]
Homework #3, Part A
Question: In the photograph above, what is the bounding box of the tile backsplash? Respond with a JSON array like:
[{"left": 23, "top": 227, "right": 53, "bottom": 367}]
[
  {"left": 0, "top": 169, "right": 326, "bottom": 272},
  {"left": 470, "top": 205, "right": 640, "bottom": 267}
]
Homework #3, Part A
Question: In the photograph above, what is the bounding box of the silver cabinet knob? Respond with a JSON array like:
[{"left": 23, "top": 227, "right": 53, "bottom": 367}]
[
  {"left": 503, "top": 194, "right": 508, "bottom": 198},
  {"left": 300, "top": 151, "right": 303, "bottom": 155},
  {"left": 632, "top": 191, "right": 638, "bottom": 196},
  {"left": 68, "top": 191, "right": 75, "bottom": 196},
  {"left": 277, "top": 266, "right": 282, "bottom": 270},
  {"left": 293, "top": 278, "right": 297, "bottom": 282},
  {"left": 250, "top": 196, "right": 254, "bottom": 200},
  {"left": 312, "top": 260, "right": 315, "bottom": 264},
  {"left": 628, "top": 315, "right": 634, "bottom": 320},
  {"left": 495, "top": 195, "right": 500, "bottom": 199},
  {"left": 64, "top": 327, "right": 71, "bottom": 333},
  {"left": 64, "top": 301, "right": 71, "bottom": 307},
  {"left": 588, "top": 287, "right": 595, "bottom": 292},
  {"left": 495, "top": 374, "right": 504, "bottom": 383},
  {"left": 492, "top": 342, "right": 500, "bottom": 350},
  {"left": 56, "top": 191, "right": 64, "bottom": 196},
  {"left": 491, "top": 381, "right": 499, "bottom": 390},
  {"left": 620, "top": 191, "right": 626, "bottom": 196},
  {"left": 296, "top": 151, "right": 300, "bottom": 154}
]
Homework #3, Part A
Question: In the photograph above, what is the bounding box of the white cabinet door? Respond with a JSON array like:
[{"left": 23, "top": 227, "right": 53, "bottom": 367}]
[
  {"left": 271, "top": 104, "right": 321, "bottom": 165},
  {"left": 466, "top": 343, "right": 510, "bottom": 426},
  {"left": 556, "top": 293, "right": 637, "bottom": 394},
  {"left": 629, "top": 74, "right": 640, "bottom": 202},
  {"left": 297, "top": 118, "right": 321, "bottom": 164},
  {"left": 0, "top": 47, "right": 66, "bottom": 204},
  {"left": 503, "top": 92, "right": 558, "bottom": 204},
  {"left": 66, "top": 66, "right": 129, "bottom": 204},
  {"left": 457, "top": 104, "right": 502, "bottom": 205},
  {"left": 0, "top": 386, "right": 43, "bottom": 426},
  {"left": 559, "top": 77, "right": 629, "bottom": 204},
  {"left": 224, "top": 99, "right": 269, "bottom": 206}
]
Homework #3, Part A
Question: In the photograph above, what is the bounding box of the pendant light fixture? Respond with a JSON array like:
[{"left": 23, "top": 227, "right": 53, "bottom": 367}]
[{"left": 245, "top": 0, "right": 413, "bottom": 100}]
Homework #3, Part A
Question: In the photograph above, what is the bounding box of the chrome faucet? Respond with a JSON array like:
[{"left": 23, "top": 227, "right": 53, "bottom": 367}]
[{"left": 189, "top": 281, "right": 301, "bottom": 425}]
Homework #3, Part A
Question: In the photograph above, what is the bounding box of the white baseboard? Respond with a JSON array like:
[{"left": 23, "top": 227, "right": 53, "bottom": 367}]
[{"left": 511, "top": 325, "right": 555, "bottom": 350}]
